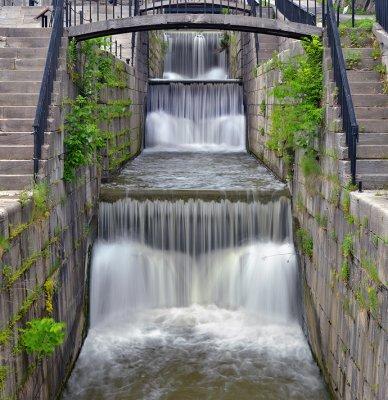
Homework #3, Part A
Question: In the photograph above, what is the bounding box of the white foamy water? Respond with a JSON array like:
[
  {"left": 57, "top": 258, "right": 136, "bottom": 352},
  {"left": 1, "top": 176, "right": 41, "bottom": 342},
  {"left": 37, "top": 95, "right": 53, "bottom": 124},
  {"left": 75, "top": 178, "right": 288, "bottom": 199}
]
[
  {"left": 146, "top": 83, "right": 246, "bottom": 150},
  {"left": 163, "top": 32, "right": 228, "bottom": 80},
  {"left": 63, "top": 198, "right": 328, "bottom": 399}
]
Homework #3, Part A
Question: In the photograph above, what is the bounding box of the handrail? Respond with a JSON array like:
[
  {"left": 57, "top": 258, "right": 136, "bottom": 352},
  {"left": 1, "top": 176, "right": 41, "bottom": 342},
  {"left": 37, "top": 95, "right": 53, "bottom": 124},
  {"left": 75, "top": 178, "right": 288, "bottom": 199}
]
[
  {"left": 375, "top": 0, "right": 388, "bottom": 33},
  {"left": 326, "top": 0, "right": 358, "bottom": 185},
  {"left": 274, "top": 0, "right": 317, "bottom": 26},
  {"left": 33, "top": 0, "right": 64, "bottom": 179}
]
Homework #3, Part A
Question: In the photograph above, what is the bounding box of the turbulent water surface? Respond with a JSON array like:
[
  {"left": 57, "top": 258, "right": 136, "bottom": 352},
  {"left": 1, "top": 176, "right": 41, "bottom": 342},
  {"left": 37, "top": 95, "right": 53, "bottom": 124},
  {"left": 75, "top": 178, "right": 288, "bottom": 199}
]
[{"left": 63, "top": 29, "right": 328, "bottom": 400}]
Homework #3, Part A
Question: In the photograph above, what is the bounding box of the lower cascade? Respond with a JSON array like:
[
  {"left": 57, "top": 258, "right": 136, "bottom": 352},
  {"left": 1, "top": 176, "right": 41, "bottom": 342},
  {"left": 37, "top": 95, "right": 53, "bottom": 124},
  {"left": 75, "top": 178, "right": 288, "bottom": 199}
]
[{"left": 63, "top": 197, "right": 327, "bottom": 399}]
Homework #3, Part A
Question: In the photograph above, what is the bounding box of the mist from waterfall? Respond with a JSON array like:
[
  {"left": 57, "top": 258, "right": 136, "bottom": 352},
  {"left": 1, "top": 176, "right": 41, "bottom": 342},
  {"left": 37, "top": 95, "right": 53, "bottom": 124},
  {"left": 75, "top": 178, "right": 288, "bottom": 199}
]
[{"left": 163, "top": 31, "right": 228, "bottom": 80}]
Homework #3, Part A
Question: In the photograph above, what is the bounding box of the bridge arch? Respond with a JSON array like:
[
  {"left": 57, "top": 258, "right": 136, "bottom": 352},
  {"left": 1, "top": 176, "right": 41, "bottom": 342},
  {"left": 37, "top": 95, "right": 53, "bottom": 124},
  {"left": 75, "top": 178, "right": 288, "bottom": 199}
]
[{"left": 67, "top": 13, "right": 322, "bottom": 41}]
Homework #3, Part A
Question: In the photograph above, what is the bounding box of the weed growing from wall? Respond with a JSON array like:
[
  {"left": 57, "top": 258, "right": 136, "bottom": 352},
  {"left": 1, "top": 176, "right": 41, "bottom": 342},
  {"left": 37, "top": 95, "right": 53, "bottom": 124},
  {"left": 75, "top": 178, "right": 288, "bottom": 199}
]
[{"left": 20, "top": 318, "right": 65, "bottom": 357}]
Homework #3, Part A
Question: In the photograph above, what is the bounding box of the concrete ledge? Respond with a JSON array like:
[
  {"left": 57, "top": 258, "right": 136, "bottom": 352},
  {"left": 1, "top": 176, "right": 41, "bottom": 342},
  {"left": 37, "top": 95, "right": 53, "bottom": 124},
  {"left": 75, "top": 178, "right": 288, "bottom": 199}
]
[{"left": 68, "top": 14, "right": 322, "bottom": 41}]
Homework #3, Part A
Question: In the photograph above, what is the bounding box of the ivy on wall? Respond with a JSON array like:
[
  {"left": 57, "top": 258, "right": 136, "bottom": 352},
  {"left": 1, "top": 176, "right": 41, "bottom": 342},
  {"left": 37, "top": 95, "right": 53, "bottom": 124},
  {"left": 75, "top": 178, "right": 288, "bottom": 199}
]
[
  {"left": 64, "top": 38, "right": 132, "bottom": 181},
  {"left": 266, "top": 37, "right": 324, "bottom": 179}
]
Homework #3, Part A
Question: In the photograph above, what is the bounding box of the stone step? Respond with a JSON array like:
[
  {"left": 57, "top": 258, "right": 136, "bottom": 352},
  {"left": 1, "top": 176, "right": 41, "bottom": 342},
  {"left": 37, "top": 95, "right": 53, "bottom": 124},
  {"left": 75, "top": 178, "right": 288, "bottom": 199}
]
[
  {"left": 355, "top": 107, "right": 388, "bottom": 119},
  {"left": 0, "top": 70, "right": 44, "bottom": 81},
  {"left": 358, "top": 119, "right": 388, "bottom": 133},
  {"left": 355, "top": 159, "right": 388, "bottom": 175},
  {"left": 0, "top": 94, "right": 39, "bottom": 106},
  {"left": 0, "top": 106, "right": 37, "bottom": 119},
  {"left": 358, "top": 132, "right": 388, "bottom": 145},
  {"left": 0, "top": 27, "right": 51, "bottom": 37},
  {"left": 0, "top": 118, "right": 54, "bottom": 132},
  {"left": 350, "top": 81, "right": 384, "bottom": 95},
  {"left": 0, "top": 81, "right": 46, "bottom": 93},
  {"left": 5, "top": 37, "right": 51, "bottom": 48},
  {"left": 0, "top": 58, "right": 64, "bottom": 70},
  {"left": 0, "top": 131, "right": 34, "bottom": 145},
  {"left": 340, "top": 144, "right": 388, "bottom": 159},
  {"left": 0, "top": 47, "right": 48, "bottom": 58},
  {"left": 0, "top": 145, "right": 48, "bottom": 160},
  {"left": 0, "top": 82, "right": 59, "bottom": 94},
  {"left": 347, "top": 70, "right": 381, "bottom": 81},
  {"left": 346, "top": 58, "right": 377, "bottom": 71},
  {"left": 352, "top": 94, "right": 388, "bottom": 107},
  {"left": 0, "top": 160, "right": 33, "bottom": 174},
  {"left": 356, "top": 174, "right": 388, "bottom": 190},
  {"left": 0, "top": 174, "right": 33, "bottom": 191}
]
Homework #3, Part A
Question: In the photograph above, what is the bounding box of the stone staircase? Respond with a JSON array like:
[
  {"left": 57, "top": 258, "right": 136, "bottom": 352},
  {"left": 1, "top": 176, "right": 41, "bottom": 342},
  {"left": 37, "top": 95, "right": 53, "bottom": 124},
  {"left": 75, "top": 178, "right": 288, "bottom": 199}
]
[
  {"left": 342, "top": 46, "right": 388, "bottom": 189},
  {"left": 0, "top": 26, "right": 52, "bottom": 191}
]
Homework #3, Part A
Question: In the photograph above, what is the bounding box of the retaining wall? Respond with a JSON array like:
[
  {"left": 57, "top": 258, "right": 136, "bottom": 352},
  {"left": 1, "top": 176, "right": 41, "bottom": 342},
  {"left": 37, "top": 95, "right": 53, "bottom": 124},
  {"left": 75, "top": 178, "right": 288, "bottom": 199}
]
[{"left": 239, "top": 32, "right": 388, "bottom": 400}]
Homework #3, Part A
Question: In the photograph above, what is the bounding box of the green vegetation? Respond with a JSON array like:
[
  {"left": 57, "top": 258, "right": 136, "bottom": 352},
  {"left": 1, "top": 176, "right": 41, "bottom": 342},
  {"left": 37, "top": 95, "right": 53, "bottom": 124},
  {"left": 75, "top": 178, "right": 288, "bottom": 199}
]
[
  {"left": 344, "top": 49, "right": 362, "bottom": 69},
  {"left": 340, "top": 261, "right": 350, "bottom": 283},
  {"left": 315, "top": 213, "right": 328, "bottom": 229},
  {"left": 341, "top": 234, "right": 353, "bottom": 258},
  {"left": 32, "top": 181, "right": 50, "bottom": 220},
  {"left": 20, "top": 318, "right": 65, "bottom": 357},
  {"left": 0, "top": 365, "right": 8, "bottom": 390},
  {"left": 44, "top": 278, "right": 56, "bottom": 315},
  {"left": 64, "top": 37, "right": 131, "bottom": 181},
  {"left": 266, "top": 37, "right": 323, "bottom": 177},
  {"left": 0, "top": 236, "right": 10, "bottom": 258},
  {"left": 296, "top": 228, "right": 314, "bottom": 259}
]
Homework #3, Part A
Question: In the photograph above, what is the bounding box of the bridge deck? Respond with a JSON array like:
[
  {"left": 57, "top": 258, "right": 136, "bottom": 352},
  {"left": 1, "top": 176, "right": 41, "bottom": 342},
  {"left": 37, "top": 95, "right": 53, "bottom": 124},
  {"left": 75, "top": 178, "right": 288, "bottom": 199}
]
[{"left": 68, "top": 13, "right": 322, "bottom": 40}]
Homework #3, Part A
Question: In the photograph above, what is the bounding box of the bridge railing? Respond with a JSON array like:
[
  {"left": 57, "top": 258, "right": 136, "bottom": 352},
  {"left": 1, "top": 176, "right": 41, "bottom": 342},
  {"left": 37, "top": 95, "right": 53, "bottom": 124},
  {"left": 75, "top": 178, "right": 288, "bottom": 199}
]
[
  {"left": 63, "top": 0, "right": 277, "bottom": 26},
  {"left": 274, "top": 0, "right": 317, "bottom": 26},
  {"left": 376, "top": 0, "right": 388, "bottom": 32},
  {"left": 326, "top": 0, "right": 358, "bottom": 185},
  {"left": 33, "top": 0, "right": 64, "bottom": 179}
]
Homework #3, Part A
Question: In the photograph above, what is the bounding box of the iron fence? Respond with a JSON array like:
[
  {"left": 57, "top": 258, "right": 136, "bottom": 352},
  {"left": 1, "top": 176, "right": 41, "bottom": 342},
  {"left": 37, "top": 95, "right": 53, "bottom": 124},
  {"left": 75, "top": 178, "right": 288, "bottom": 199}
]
[
  {"left": 375, "top": 0, "right": 388, "bottom": 32},
  {"left": 33, "top": 0, "right": 64, "bottom": 178},
  {"left": 274, "top": 0, "right": 317, "bottom": 26},
  {"left": 326, "top": 0, "right": 358, "bottom": 185}
]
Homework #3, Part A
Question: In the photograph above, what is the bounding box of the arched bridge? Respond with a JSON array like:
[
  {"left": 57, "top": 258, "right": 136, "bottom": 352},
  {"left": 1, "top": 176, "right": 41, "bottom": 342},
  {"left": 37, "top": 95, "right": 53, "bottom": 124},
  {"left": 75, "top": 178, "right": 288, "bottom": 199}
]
[
  {"left": 68, "top": 13, "right": 322, "bottom": 41},
  {"left": 64, "top": 0, "right": 322, "bottom": 41}
]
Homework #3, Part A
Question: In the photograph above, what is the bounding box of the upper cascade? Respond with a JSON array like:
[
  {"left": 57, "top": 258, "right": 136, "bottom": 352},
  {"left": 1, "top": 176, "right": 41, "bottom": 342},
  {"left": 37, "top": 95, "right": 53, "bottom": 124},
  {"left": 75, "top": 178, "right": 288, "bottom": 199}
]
[{"left": 163, "top": 31, "right": 228, "bottom": 80}]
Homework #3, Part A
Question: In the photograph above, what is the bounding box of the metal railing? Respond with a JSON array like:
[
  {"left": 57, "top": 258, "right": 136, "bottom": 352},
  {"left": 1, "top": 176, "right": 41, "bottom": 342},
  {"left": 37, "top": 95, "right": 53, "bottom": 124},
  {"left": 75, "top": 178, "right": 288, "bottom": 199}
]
[
  {"left": 62, "top": 0, "right": 276, "bottom": 26},
  {"left": 274, "top": 0, "right": 318, "bottom": 26},
  {"left": 376, "top": 0, "right": 388, "bottom": 32},
  {"left": 33, "top": 0, "right": 64, "bottom": 179},
  {"left": 326, "top": 0, "right": 358, "bottom": 184}
]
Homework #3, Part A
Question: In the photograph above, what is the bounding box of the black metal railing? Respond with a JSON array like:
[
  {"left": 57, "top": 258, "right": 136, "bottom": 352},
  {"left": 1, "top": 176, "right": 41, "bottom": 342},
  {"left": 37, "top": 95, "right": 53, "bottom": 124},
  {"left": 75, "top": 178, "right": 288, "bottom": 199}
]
[
  {"left": 275, "top": 0, "right": 318, "bottom": 26},
  {"left": 33, "top": 0, "right": 64, "bottom": 179},
  {"left": 376, "top": 0, "right": 388, "bottom": 32},
  {"left": 326, "top": 0, "right": 358, "bottom": 184},
  {"left": 62, "top": 0, "right": 277, "bottom": 26}
]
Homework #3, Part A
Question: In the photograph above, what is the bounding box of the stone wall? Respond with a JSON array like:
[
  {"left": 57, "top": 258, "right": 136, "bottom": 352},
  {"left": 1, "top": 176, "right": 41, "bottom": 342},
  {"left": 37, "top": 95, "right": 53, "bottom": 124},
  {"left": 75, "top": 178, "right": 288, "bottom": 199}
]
[
  {"left": 240, "top": 32, "right": 388, "bottom": 400},
  {"left": 0, "top": 32, "right": 149, "bottom": 400},
  {"left": 148, "top": 31, "right": 166, "bottom": 78}
]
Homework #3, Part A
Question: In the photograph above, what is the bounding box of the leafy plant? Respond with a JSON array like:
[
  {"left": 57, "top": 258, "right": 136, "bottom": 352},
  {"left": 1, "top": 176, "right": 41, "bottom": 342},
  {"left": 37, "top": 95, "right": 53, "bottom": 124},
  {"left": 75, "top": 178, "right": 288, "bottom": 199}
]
[
  {"left": 296, "top": 228, "right": 314, "bottom": 259},
  {"left": 32, "top": 181, "right": 50, "bottom": 219},
  {"left": 267, "top": 36, "right": 323, "bottom": 176},
  {"left": 342, "top": 234, "right": 353, "bottom": 258},
  {"left": 18, "top": 190, "right": 30, "bottom": 208},
  {"left": 19, "top": 318, "right": 65, "bottom": 357}
]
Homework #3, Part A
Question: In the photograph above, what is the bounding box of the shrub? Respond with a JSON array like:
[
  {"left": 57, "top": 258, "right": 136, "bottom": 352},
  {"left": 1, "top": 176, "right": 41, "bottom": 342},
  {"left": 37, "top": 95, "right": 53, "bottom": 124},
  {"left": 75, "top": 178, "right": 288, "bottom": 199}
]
[
  {"left": 20, "top": 318, "right": 65, "bottom": 357},
  {"left": 296, "top": 228, "right": 314, "bottom": 259}
]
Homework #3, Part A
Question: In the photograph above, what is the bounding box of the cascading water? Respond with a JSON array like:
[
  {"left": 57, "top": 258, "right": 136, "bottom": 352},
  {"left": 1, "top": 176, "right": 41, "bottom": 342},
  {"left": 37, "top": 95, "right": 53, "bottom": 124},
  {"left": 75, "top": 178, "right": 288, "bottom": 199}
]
[
  {"left": 163, "top": 31, "right": 228, "bottom": 80},
  {"left": 146, "top": 83, "right": 245, "bottom": 150},
  {"left": 64, "top": 197, "right": 327, "bottom": 399},
  {"left": 63, "top": 29, "right": 328, "bottom": 399}
]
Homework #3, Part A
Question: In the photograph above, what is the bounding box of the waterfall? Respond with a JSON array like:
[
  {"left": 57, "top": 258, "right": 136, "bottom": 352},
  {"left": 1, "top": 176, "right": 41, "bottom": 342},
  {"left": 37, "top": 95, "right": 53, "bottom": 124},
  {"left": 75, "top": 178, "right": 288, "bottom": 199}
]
[
  {"left": 146, "top": 83, "right": 245, "bottom": 150},
  {"left": 163, "top": 31, "right": 228, "bottom": 80},
  {"left": 92, "top": 197, "right": 297, "bottom": 325}
]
